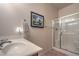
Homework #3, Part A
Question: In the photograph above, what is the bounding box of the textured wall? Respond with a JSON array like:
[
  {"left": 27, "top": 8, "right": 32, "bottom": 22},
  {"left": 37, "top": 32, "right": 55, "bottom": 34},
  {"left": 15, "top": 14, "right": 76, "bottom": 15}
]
[
  {"left": 0, "top": 3, "right": 58, "bottom": 50},
  {"left": 59, "top": 4, "right": 79, "bottom": 17}
]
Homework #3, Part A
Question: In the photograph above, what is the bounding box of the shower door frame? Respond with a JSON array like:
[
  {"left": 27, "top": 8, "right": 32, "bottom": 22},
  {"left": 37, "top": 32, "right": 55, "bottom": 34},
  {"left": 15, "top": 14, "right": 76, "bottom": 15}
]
[
  {"left": 52, "top": 13, "right": 79, "bottom": 55},
  {"left": 59, "top": 12, "right": 79, "bottom": 55},
  {"left": 52, "top": 18, "right": 61, "bottom": 48}
]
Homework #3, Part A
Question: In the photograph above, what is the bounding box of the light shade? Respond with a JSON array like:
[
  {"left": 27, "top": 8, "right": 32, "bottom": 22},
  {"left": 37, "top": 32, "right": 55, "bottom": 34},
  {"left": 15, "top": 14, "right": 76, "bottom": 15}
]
[{"left": 16, "top": 27, "right": 23, "bottom": 33}]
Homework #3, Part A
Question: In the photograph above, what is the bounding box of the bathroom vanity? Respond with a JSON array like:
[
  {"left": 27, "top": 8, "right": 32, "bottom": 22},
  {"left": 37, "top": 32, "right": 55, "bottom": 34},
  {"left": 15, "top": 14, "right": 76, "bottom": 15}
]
[{"left": 0, "top": 38, "right": 42, "bottom": 56}]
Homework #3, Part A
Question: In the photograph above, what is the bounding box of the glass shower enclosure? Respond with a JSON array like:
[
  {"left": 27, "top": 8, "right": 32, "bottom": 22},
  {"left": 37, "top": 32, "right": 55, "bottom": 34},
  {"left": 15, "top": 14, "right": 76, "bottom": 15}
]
[{"left": 54, "top": 12, "right": 79, "bottom": 55}]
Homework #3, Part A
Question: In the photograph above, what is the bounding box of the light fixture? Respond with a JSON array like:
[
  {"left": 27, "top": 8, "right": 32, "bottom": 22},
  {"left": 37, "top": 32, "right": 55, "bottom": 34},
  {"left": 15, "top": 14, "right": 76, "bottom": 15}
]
[{"left": 16, "top": 27, "right": 23, "bottom": 33}]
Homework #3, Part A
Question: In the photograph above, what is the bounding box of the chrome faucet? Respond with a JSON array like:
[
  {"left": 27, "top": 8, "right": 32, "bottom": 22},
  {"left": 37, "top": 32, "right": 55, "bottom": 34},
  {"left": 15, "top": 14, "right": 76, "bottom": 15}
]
[{"left": 0, "top": 39, "right": 12, "bottom": 47}]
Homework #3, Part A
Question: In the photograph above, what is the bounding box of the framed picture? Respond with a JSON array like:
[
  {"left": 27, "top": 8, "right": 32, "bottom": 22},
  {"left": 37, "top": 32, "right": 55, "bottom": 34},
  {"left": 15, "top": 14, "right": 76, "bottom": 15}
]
[{"left": 31, "top": 12, "right": 44, "bottom": 28}]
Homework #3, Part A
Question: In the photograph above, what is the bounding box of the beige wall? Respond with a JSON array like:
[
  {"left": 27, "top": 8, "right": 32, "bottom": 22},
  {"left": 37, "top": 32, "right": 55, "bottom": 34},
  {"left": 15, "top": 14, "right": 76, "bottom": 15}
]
[
  {"left": 0, "top": 3, "right": 58, "bottom": 50},
  {"left": 59, "top": 4, "right": 79, "bottom": 17}
]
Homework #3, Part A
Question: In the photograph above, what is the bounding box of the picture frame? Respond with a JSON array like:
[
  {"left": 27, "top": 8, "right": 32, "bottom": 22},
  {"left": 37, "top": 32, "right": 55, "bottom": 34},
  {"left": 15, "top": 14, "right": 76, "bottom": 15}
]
[{"left": 31, "top": 12, "right": 44, "bottom": 28}]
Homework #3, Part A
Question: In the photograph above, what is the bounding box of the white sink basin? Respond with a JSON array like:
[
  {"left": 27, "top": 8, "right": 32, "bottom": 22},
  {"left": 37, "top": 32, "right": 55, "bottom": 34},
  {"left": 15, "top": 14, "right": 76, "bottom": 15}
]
[
  {"left": 2, "top": 43, "right": 27, "bottom": 56},
  {"left": 0, "top": 38, "right": 42, "bottom": 56}
]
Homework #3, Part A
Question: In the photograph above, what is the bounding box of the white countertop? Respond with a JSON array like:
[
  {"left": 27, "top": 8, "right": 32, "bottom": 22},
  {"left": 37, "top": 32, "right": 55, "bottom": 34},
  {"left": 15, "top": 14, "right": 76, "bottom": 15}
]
[{"left": 0, "top": 38, "right": 43, "bottom": 56}]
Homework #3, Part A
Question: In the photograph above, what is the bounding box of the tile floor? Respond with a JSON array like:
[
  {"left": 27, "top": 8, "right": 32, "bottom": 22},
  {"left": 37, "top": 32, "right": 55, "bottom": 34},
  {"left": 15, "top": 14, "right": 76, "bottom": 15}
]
[{"left": 38, "top": 49, "right": 66, "bottom": 56}]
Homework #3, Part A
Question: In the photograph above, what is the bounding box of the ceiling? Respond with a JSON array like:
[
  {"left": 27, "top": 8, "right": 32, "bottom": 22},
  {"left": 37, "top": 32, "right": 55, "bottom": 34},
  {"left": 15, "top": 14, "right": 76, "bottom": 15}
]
[{"left": 51, "top": 3, "right": 72, "bottom": 9}]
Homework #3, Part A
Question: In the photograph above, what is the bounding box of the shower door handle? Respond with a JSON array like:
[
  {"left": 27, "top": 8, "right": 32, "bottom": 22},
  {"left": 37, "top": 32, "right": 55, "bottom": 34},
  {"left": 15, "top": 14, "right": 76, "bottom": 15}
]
[
  {"left": 55, "top": 27, "right": 58, "bottom": 31},
  {"left": 60, "top": 32, "right": 62, "bottom": 36},
  {"left": 60, "top": 31, "right": 63, "bottom": 48}
]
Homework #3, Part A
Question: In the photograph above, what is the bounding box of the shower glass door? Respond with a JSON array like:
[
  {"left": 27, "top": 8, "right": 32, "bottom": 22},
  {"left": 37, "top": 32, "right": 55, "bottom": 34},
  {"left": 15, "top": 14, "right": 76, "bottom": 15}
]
[{"left": 60, "top": 13, "right": 79, "bottom": 54}]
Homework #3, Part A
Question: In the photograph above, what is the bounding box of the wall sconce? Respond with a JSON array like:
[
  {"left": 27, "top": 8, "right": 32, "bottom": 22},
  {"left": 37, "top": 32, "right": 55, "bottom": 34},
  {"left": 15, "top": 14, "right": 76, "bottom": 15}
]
[{"left": 16, "top": 27, "right": 24, "bottom": 37}]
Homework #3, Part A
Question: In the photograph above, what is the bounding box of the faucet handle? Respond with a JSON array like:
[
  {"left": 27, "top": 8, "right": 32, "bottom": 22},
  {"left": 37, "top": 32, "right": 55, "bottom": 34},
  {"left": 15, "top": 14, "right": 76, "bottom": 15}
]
[
  {"left": 0, "top": 40, "right": 4, "bottom": 41},
  {"left": 0, "top": 38, "right": 8, "bottom": 42},
  {"left": 4, "top": 38, "right": 8, "bottom": 41},
  {"left": 0, "top": 40, "right": 4, "bottom": 42},
  {"left": 8, "top": 41, "right": 12, "bottom": 43}
]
